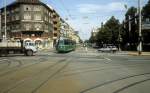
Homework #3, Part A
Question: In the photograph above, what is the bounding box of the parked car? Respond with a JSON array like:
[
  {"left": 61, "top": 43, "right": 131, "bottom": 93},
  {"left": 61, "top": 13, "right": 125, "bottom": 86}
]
[{"left": 98, "top": 45, "right": 118, "bottom": 53}]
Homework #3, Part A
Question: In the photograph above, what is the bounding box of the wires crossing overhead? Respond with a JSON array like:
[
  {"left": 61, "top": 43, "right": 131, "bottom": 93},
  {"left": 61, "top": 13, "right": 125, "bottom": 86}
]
[{"left": 56, "top": 0, "right": 74, "bottom": 20}]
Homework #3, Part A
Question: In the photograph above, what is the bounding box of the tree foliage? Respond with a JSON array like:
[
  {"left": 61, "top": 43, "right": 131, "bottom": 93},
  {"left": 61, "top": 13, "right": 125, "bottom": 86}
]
[
  {"left": 142, "top": 0, "right": 150, "bottom": 44},
  {"left": 96, "top": 16, "right": 120, "bottom": 45},
  {"left": 89, "top": 0, "right": 150, "bottom": 51},
  {"left": 142, "top": 0, "right": 150, "bottom": 18},
  {"left": 123, "top": 6, "right": 138, "bottom": 47}
]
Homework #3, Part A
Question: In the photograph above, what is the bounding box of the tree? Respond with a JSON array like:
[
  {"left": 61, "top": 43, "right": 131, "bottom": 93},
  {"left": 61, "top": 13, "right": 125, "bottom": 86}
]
[
  {"left": 142, "top": 0, "right": 150, "bottom": 18},
  {"left": 104, "top": 16, "right": 120, "bottom": 44},
  {"left": 96, "top": 16, "right": 120, "bottom": 45},
  {"left": 123, "top": 6, "right": 138, "bottom": 50},
  {"left": 142, "top": 0, "right": 150, "bottom": 44}
]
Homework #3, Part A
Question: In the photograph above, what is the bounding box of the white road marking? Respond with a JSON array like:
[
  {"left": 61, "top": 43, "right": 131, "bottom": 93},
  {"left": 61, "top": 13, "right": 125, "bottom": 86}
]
[
  {"left": 104, "top": 57, "right": 112, "bottom": 61},
  {"left": 0, "top": 59, "right": 9, "bottom": 62}
]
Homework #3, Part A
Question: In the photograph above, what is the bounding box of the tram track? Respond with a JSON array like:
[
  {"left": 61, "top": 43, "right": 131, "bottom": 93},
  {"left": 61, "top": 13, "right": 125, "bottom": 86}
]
[
  {"left": 113, "top": 78, "right": 150, "bottom": 93},
  {"left": 0, "top": 59, "right": 12, "bottom": 70},
  {"left": 0, "top": 57, "right": 48, "bottom": 78},
  {"left": 2, "top": 58, "right": 70, "bottom": 93},
  {"left": 61, "top": 61, "right": 150, "bottom": 73},
  {"left": 80, "top": 72, "right": 150, "bottom": 93},
  {"left": 0, "top": 58, "right": 22, "bottom": 73},
  {"left": 31, "top": 58, "right": 71, "bottom": 93},
  {"left": 58, "top": 62, "right": 150, "bottom": 78}
]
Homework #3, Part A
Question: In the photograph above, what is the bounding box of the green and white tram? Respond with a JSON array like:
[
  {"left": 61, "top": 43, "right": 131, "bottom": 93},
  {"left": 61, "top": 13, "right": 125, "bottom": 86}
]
[{"left": 56, "top": 38, "right": 76, "bottom": 53}]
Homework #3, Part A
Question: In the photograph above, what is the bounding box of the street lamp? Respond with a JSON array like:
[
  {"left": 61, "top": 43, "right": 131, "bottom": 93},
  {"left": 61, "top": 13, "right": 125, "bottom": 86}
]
[{"left": 138, "top": 0, "right": 142, "bottom": 55}]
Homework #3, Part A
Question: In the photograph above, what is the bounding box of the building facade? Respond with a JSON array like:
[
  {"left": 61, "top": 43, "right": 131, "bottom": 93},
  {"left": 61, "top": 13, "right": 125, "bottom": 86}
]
[
  {"left": 0, "top": 13, "right": 1, "bottom": 41},
  {"left": 52, "top": 10, "right": 61, "bottom": 46},
  {"left": 0, "top": 0, "right": 56, "bottom": 49},
  {"left": 60, "top": 19, "right": 80, "bottom": 43},
  {"left": 0, "top": 0, "right": 80, "bottom": 48}
]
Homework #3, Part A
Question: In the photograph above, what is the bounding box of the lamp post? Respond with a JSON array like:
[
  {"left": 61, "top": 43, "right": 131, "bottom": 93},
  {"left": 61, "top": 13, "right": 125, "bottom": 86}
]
[{"left": 138, "top": 0, "right": 142, "bottom": 55}]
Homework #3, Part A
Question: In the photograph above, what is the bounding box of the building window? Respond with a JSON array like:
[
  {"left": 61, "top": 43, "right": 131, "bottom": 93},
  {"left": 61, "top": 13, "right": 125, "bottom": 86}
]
[
  {"left": 54, "top": 21, "right": 57, "bottom": 24},
  {"left": 49, "top": 18, "right": 51, "bottom": 23},
  {"left": 54, "top": 33, "right": 57, "bottom": 37},
  {"left": 7, "top": 26, "right": 10, "bottom": 30},
  {"left": 24, "top": 24, "right": 31, "bottom": 30},
  {"left": 54, "top": 27, "right": 57, "bottom": 31},
  {"left": 53, "top": 15, "right": 56, "bottom": 18},
  {"left": 44, "top": 24, "right": 48, "bottom": 32},
  {"left": 14, "top": 8, "right": 19, "bottom": 12},
  {"left": 23, "top": 13, "right": 31, "bottom": 20},
  {"left": 146, "top": 18, "right": 150, "bottom": 23},
  {"left": 11, "top": 25, "right": 14, "bottom": 30},
  {"left": 33, "top": 6, "right": 41, "bottom": 11},
  {"left": 15, "top": 15, "right": 19, "bottom": 20},
  {"left": 31, "top": 34, "right": 35, "bottom": 36},
  {"left": 24, "top": 5, "right": 32, "bottom": 11},
  {"left": 34, "top": 23, "right": 41, "bottom": 30},
  {"left": 47, "top": 10, "right": 49, "bottom": 14},
  {"left": 34, "top": 14, "right": 41, "bottom": 20},
  {"left": 11, "top": 15, "right": 15, "bottom": 21},
  {"left": 45, "top": 25, "right": 48, "bottom": 30},
  {"left": 16, "top": 25, "right": 20, "bottom": 30},
  {"left": 7, "top": 17, "right": 10, "bottom": 22},
  {"left": 11, "top": 9, "right": 14, "bottom": 13},
  {"left": 44, "top": 16, "right": 48, "bottom": 21},
  {"left": 11, "top": 25, "right": 19, "bottom": 30},
  {"left": 49, "top": 12, "right": 51, "bottom": 16}
]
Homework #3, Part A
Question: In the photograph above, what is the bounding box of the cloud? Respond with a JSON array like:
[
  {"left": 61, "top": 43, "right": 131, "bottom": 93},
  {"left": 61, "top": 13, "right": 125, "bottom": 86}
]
[{"left": 77, "top": 2, "right": 126, "bottom": 14}]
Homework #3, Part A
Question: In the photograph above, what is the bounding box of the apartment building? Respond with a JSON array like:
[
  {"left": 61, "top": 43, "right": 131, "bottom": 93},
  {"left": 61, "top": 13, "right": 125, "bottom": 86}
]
[{"left": 0, "top": 0, "right": 55, "bottom": 49}]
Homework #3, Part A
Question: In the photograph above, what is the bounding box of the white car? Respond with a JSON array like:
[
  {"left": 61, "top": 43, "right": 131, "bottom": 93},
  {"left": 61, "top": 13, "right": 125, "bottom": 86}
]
[{"left": 98, "top": 46, "right": 118, "bottom": 53}]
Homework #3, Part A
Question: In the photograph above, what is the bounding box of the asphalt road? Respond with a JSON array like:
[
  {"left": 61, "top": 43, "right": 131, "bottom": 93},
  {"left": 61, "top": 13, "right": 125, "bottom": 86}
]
[{"left": 0, "top": 47, "right": 150, "bottom": 93}]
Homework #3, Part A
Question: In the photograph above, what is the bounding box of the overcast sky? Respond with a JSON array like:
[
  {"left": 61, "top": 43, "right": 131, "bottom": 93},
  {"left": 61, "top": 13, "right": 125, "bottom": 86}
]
[{"left": 0, "top": 0, "right": 148, "bottom": 40}]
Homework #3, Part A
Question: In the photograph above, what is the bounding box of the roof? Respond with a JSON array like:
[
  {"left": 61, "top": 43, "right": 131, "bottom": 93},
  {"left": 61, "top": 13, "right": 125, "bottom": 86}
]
[{"left": 0, "top": 0, "right": 54, "bottom": 12}]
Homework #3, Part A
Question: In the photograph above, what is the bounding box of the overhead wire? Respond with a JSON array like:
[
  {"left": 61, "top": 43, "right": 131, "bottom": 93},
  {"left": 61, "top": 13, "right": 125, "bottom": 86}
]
[
  {"left": 58, "top": 0, "right": 73, "bottom": 19},
  {"left": 42, "top": 0, "right": 69, "bottom": 20}
]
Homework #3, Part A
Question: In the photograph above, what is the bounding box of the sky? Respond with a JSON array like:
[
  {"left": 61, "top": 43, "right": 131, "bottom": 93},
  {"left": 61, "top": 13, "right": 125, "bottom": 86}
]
[{"left": 0, "top": 0, "right": 149, "bottom": 40}]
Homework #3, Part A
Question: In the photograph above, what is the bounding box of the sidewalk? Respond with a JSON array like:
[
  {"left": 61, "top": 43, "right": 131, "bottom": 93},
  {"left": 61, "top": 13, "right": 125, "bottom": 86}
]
[
  {"left": 118, "top": 51, "right": 150, "bottom": 56},
  {"left": 128, "top": 51, "right": 150, "bottom": 56},
  {"left": 38, "top": 48, "right": 55, "bottom": 52}
]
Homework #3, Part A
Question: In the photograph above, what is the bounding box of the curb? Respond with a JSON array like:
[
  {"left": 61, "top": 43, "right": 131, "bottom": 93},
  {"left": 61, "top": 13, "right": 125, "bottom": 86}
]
[{"left": 128, "top": 52, "right": 150, "bottom": 56}]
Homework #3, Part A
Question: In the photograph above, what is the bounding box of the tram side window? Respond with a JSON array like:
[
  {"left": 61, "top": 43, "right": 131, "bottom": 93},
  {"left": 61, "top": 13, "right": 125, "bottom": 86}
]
[
  {"left": 58, "top": 40, "right": 64, "bottom": 45},
  {"left": 64, "top": 40, "right": 70, "bottom": 45}
]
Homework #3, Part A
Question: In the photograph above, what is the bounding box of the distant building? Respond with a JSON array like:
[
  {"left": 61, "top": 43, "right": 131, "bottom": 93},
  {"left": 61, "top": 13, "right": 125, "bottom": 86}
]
[
  {"left": 91, "top": 28, "right": 98, "bottom": 37},
  {"left": 52, "top": 10, "right": 61, "bottom": 46},
  {"left": 0, "top": 0, "right": 62, "bottom": 49},
  {"left": 59, "top": 19, "right": 80, "bottom": 43}
]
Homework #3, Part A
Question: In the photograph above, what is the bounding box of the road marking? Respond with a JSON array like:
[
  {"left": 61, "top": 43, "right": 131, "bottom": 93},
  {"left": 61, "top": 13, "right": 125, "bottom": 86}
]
[
  {"left": 0, "top": 59, "right": 9, "bottom": 61},
  {"left": 104, "top": 57, "right": 112, "bottom": 61}
]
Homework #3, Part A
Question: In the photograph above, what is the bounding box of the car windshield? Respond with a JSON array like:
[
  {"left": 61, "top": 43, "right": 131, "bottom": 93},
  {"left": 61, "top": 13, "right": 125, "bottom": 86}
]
[{"left": 0, "top": 0, "right": 150, "bottom": 93}]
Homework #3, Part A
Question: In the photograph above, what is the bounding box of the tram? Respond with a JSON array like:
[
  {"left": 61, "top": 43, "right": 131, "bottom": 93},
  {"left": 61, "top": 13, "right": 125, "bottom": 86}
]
[{"left": 56, "top": 38, "right": 76, "bottom": 53}]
